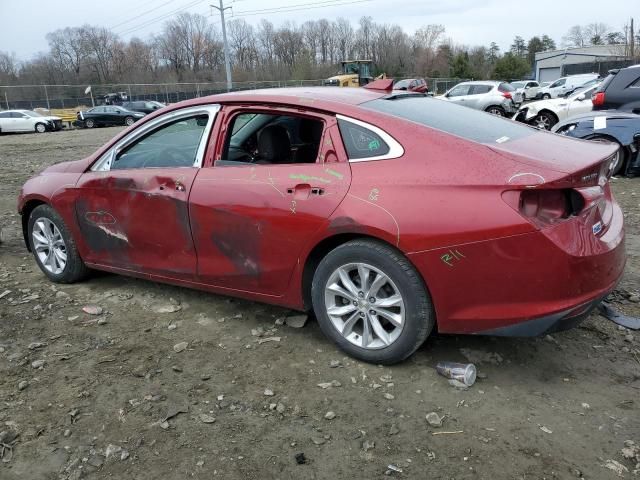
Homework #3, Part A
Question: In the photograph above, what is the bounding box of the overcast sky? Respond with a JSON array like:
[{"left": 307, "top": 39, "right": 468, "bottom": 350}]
[{"left": 0, "top": 0, "right": 633, "bottom": 60}]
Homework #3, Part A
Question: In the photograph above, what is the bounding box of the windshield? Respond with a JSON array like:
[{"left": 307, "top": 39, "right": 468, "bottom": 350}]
[
  {"left": 569, "top": 85, "right": 596, "bottom": 100},
  {"left": 363, "top": 96, "right": 534, "bottom": 144},
  {"left": 511, "top": 81, "right": 526, "bottom": 88},
  {"left": 24, "top": 111, "right": 43, "bottom": 117}
]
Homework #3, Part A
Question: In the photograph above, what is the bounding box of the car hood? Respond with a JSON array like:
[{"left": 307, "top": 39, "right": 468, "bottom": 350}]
[
  {"left": 40, "top": 115, "right": 62, "bottom": 121},
  {"left": 520, "top": 98, "right": 566, "bottom": 112}
]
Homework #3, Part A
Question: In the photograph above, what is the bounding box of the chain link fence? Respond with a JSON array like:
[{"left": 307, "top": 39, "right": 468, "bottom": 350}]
[{"left": 0, "top": 78, "right": 468, "bottom": 111}]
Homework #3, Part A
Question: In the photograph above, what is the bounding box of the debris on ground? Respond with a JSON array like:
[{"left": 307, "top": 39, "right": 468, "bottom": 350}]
[
  {"left": 602, "top": 459, "right": 628, "bottom": 476},
  {"left": 285, "top": 313, "right": 308, "bottom": 328},
  {"left": 324, "top": 411, "right": 336, "bottom": 420},
  {"left": 82, "top": 305, "right": 103, "bottom": 315},
  {"left": 598, "top": 302, "right": 640, "bottom": 329},
  {"left": 153, "top": 304, "right": 181, "bottom": 314},
  {"left": 436, "top": 361, "right": 477, "bottom": 386},
  {"left": 459, "top": 348, "right": 503, "bottom": 365},
  {"left": 317, "top": 380, "right": 341, "bottom": 389},
  {"left": 426, "top": 412, "right": 443, "bottom": 427},
  {"left": 295, "top": 452, "right": 307, "bottom": 464},
  {"left": 199, "top": 414, "right": 216, "bottom": 424},
  {"left": 173, "top": 342, "right": 188, "bottom": 353}
]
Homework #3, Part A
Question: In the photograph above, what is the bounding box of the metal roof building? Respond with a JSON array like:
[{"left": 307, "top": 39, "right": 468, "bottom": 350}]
[{"left": 534, "top": 45, "right": 631, "bottom": 83}]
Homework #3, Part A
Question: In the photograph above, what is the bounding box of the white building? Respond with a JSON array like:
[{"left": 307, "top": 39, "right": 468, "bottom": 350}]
[{"left": 534, "top": 45, "right": 630, "bottom": 82}]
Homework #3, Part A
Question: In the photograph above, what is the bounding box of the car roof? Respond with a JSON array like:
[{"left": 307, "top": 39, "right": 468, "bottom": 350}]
[
  {"left": 458, "top": 80, "right": 500, "bottom": 86},
  {"left": 172, "top": 87, "right": 389, "bottom": 115}
]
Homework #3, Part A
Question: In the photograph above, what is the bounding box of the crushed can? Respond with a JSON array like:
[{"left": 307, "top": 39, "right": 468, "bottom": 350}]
[{"left": 436, "top": 361, "right": 477, "bottom": 387}]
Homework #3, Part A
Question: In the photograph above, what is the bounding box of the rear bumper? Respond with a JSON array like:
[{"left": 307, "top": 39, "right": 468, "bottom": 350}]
[{"left": 408, "top": 201, "right": 626, "bottom": 336}]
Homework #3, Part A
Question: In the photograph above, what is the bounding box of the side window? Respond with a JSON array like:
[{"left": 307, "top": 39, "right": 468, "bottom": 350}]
[
  {"left": 219, "top": 112, "right": 324, "bottom": 166},
  {"left": 447, "top": 85, "right": 470, "bottom": 97},
  {"left": 337, "top": 118, "right": 390, "bottom": 159},
  {"left": 112, "top": 115, "right": 209, "bottom": 170},
  {"left": 550, "top": 78, "right": 566, "bottom": 88},
  {"left": 470, "top": 85, "right": 492, "bottom": 95},
  {"left": 0, "top": 112, "right": 9, "bottom": 118}
]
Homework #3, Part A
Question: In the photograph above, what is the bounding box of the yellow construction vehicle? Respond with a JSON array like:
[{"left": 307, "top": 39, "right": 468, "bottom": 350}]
[{"left": 324, "top": 60, "right": 384, "bottom": 87}]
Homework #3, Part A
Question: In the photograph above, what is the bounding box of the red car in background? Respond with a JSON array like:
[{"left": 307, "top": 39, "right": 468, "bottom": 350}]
[
  {"left": 18, "top": 85, "right": 625, "bottom": 364},
  {"left": 393, "top": 78, "right": 428, "bottom": 93}
]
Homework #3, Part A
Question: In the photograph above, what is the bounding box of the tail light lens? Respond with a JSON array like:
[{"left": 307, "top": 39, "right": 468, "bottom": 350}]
[
  {"left": 503, "top": 189, "right": 585, "bottom": 228},
  {"left": 502, "top": 92, "right": 512, "bottom": 99},
  {"left": 592, "top": 92, "right": 605, "bottom": 106}
]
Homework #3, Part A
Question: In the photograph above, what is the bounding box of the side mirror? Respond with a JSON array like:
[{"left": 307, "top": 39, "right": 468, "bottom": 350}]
[
  {"left": 577, "top": 94, "right": 586, "bottom": 101},
  {"left": 525, "top": 85, "right": 531, "bottom": 89}
]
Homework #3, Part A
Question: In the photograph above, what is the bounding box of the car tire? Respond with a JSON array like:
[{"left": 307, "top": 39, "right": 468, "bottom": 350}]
[
  {"left": 28, "top": 204, "right": 89, "bottom": 284},
  {"left": 35, "top": 123, "right": 47, "bottom": 133},
  {"left": 311, "top": 239, "right": 434, "bottom": 364},
  {"left": 485, "top": 106, "right": 505, "bottom": 117},
  {"left": 522, "top": 92, "right": 527, "bottom": 101},
  {"left": 542, "top": 93, "right": 551, "bottom": 100},
  {"left": 124, "top": 116, "right": 134, "bottom": 126},
  {"left": 532, "top": 111, "right": 558, "bottom": 130},
  {"left": 584, "top": 135, "right": 627, "bottom": 176},
  {"left": 85, "top": 119, "right": 95, "bottom": 129}
]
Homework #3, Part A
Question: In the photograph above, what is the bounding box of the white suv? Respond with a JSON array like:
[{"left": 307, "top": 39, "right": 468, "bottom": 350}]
[
  {"left": 537, "top": 74, "right": 599, "bottom": 99},
  {"left": 440, "top": 81, "right": 523, "bottom": 116}
]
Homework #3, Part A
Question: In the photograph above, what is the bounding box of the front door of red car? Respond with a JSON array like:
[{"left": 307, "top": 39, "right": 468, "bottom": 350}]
[
  {"left": 189, "top": 106, "right": 351, "bottom": 296},
  {"left": 73, "top": 106, "right": 219, "bottom": 278}
]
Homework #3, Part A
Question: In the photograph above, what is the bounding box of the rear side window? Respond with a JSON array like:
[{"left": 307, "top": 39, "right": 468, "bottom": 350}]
[
  {"left": 363, "top": 97, "right": 533, "bottom": 144},
  {"left": 337, "top": 118, "right": 390, "bottom": 159},
  {"left": 498, "top": 83, "right": 515, "bottom": 92},
  {"left": 447, "top": 84, "right": 470, "bottom": 97},
  {"left": 595, "top": 73, "right": 616, "bottom": 93},
  {"left": 470, "top": 85, "right": 492, "bottom": 94}
]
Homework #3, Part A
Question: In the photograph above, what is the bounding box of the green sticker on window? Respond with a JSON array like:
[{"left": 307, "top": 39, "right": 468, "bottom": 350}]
[{"left": 368, "top": 139, "right": 380, "bottom": 151}]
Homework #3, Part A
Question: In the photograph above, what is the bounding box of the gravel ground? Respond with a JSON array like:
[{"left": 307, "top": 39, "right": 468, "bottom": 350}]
[{"left": 0, "top": 127, "right": 639, "bottom": 480}]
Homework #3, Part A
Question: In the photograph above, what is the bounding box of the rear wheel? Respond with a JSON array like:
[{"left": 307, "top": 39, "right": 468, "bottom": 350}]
[
  {"left": 584, "top": 135, "right": 627, "bottom": 176},
  {"left": 311, "top": 239, "right": 434, "bottom": 364},
  {"left": 28, "top": 205, "right": 89, "bottom": 283},
  {"left": 35, "top": 123, "right": 47, "bottom": 133},
  {"left": 542, "top": 93, "right": 551, "bottom": 100},
  {"left": 85, "top": 118, "right": 95, "bottom": 129},
  {"left": 532, "top": 111, "right": 557, "bottom": 130},
  {"left": 485, "top": 105, "right": 505, "bottom": 117},
  {"left": 124, "top": 116, "right": 134, "bottom": 126}
]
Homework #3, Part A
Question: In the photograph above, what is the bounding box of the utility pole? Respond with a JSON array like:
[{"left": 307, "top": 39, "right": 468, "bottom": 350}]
[
  {"left": 211, "top": 1, "right": 233, "bottom": 92},
  {"left": 631, "top": 17, "right": 635, "bottom": 60}
]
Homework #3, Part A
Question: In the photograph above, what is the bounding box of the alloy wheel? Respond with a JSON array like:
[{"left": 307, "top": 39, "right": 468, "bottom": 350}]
[
  {"left": 35, "top": 123, "right": 46, "bottom": 133},
  {"left": 125, "top": 117, "right": 134, "bottom": 126},
  {"left": 32, "top": 217, "right": 67, "bottom": 275},
  {"left": 534, "top": 114, "right": 552, "bottom": 130},
  {"left": 324, "top": 262, "right": 405, "bottom": 349}
]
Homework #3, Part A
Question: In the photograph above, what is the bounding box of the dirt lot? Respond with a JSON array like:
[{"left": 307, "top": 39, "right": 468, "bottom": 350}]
[{"left": 0, "top": 128, "right": 639, "bottom": 480}]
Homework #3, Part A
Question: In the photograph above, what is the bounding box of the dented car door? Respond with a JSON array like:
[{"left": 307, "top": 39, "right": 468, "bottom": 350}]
[
  {"left": 189, "top": 106, "right": 351, "bottom": 296},
  {"left": 73, "top": 106, "right": 219, "bottom": 278}
]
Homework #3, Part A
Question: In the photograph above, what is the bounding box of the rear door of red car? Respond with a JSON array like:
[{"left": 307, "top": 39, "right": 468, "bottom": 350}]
[
  {"left": 73, "top": 105, "right": 220, "bottom": 278},
  {"left": 189, "top": 104, "right": 351, "bottom": 296}
]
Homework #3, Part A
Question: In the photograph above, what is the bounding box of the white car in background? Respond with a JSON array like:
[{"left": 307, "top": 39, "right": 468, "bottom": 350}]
[
  {"left": 511, "top": 80, "right": 541, "bottom": 101},
  {"left": 440, "top": 81, "right": 522, "bottom": 116},
  {"left": 512, "top": 84, "right": 598, "bottom": 130},
  {"left": 536, "top": 73, "right": 599, "bottom": 99},
  {"left": 0, "top": 109, "right": 62, "bottom": 133}
]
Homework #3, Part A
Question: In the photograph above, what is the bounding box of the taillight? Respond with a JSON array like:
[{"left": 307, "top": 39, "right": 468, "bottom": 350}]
[
  {"left": 592, "top": 92, "right": 605, "bottom": 106},
  {"left": 503, "top": 189, "right": 585, "bottom": 228},
  {"left": 502, "top": 92, "right": 512, "bottom": 99}
]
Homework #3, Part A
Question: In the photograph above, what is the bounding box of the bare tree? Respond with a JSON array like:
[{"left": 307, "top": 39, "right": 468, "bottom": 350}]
[
  {"left": 584, "top": 22, "right": 610, "bottom": 45},
  {"left": 46, "top": 27, "right": 87, "bottom": 80},
  {"left": 563, "top": 25, "right": 586, "bottom": 47}
]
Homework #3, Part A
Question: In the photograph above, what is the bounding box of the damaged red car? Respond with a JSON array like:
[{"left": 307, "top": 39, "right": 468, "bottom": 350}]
[{"left": 18, "top": 86, "right": 625, "bottom": 364}]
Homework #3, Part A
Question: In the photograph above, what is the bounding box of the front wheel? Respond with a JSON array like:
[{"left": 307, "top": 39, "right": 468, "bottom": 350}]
[
  {"left": 35, "top": 123, "right": 47, "bottom": 133},
  {"left": 311, "top": 239, "right": 434, "bottom": 364},
  {"left": 28, "top": 205, "right": 89, "bottom": 283},
  {"left": 124, "top": 116, "right": 134, "bottom": 126},
  {"left": 532, "top": 111, "right": 557, "bottom": 130},
  {"left": 542, "top": 93, "right": 551, "bottom": 100},
  {"left": 85, "top": 118, "right": 95, "bottom": 128}
]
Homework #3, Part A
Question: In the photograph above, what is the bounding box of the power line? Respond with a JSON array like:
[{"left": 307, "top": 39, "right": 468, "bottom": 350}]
[
  {"left": 229, "top": 0, "right": 375, "bottom": 18},
  {"left": 116, "top": 0, "right": 205, "bottom": 36},
  {"left": 109, "top": 0, "right": 177, "bottom": 30}
]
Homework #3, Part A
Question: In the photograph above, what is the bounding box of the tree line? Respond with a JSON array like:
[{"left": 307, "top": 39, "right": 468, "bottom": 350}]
[{"left": 0, "top": 14, "right": 637, "bottom": 89}]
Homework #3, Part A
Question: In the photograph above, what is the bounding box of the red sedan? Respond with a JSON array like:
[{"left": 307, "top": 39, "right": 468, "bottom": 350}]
[{"left": 18, "top": 85, "right": 625, "bottom": 364}]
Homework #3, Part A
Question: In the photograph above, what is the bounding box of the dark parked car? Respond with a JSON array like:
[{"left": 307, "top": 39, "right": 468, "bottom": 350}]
[
  {"left": 592, "top": 65, "right": 640, "bottom": 113},
  {"left": 75, "top": 106, "right": 145, "bottom": 128},
  {"left": 18, "top": 85, "right": 624, "bottom": 364},
  {"left": 121, "top": 101, "right": 166, "bottom": 114},
  {"left": 393, "top": 78, "right": 428, "bottom": 93},
  {"left": 552, "top": 112, "right": 640, "bottom": 176}
]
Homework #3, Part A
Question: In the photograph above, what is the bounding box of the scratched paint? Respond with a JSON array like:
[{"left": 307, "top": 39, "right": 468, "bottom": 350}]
[
  {"left": 324, "top": 168, "right": 344, "bottom": 180},
  {"left": 84, "top": 211, "right": 116, "bottom": 225},
  {"left": 440, "top": 249, "right": 465, "bottom": 267},
  {"left": 289, "top": 173, "right": 332, "bottom": 184},
  {"left": 368, "top": 188, "right": 380, "bottom": 202}
]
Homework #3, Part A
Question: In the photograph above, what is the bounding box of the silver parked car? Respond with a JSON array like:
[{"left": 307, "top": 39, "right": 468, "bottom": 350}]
[{"left": 440, "top": 81, "right": 522, "bottom": 116}]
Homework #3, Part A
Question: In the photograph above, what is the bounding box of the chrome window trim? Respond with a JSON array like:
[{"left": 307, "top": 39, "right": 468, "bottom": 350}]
[
  {"left": 92, "top": 104, "right": 220, "bottom": 171},
  {"left": 336, "top": 114, "right": 404, "bottom": 162}
]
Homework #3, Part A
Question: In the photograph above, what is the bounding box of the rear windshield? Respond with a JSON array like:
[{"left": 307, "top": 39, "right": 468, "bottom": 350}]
[
  {"left": 595, "top": 73, "right": 616, "bottom": 93},
  {"left": 362, "top": 96, "right": 534, "bottom": 144},
  {"left": 498, "top": 82, "right": 515, "bottom": 92}
]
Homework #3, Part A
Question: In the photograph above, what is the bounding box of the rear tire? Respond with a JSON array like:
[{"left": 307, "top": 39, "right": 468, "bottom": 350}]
[
  {"left": 28, "top": 205, "right": 89, "bottom": 283},
  {"left": 542, "top": 93, "right": 551, "bottom": 99},
  {"left": 35, "top": 123, "right": 47, "bottom": 133},
  {"left": 124, "top": 116, "right": 134, "bottom": 126},
  {"left": 311, "top": 239, "right": 434, "bottom": 364},
  {"left": 485, "top": 105, "right": 505, "bottom": 117},
  {"left": 85, "top": 119, "right": 95, "bottom": 129}
]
